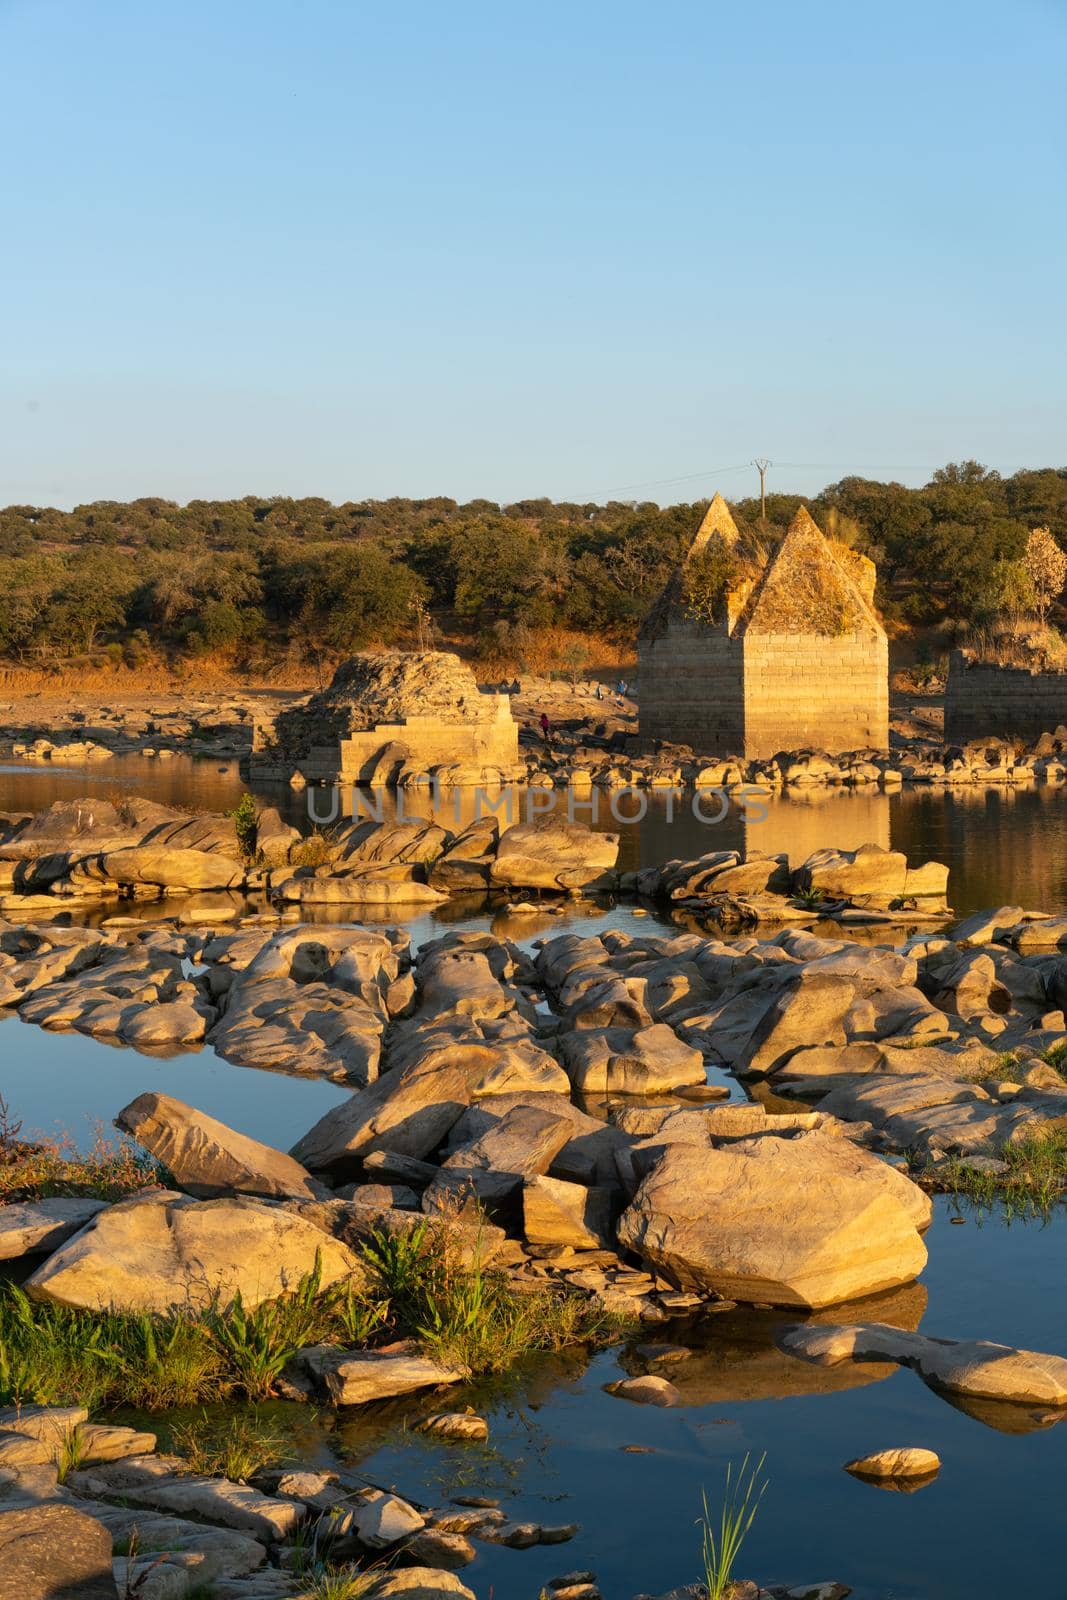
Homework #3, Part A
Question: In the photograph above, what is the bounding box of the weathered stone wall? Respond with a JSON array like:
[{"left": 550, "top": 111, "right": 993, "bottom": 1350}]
[
  {"left": 742, "top": 631, "right": 889, "bottom": 758},
  {"left": 250, "top": 699, "right": 518, "bottom": 783},
  {"left": 638, "top": 624, "right": 746, "bottom": 752},
  {"left": 339, "top": 704, "right": 519, "bottom": 781},
  {"left": 945, "top": 652, "right": 1067, "bottom": 742},
  {"left": 639, "top": 625, "right": 887, "bottom": 757}
]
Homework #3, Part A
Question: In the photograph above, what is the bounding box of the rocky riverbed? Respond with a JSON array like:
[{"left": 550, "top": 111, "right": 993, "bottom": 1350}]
[
  {"left": 5, "top": 819, "right": 1067, "bottom": 1595},
  {"left": 7, "top": 682, "right": 1067, "bottom": 798}
]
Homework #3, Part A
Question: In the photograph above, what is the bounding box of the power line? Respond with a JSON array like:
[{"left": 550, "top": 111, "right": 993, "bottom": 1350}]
[{"left": 586, "top": 461, "right": 753, "bottom": 498}]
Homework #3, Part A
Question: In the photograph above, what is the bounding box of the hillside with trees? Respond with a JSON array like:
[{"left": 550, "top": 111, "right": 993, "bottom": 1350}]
[{"left": 1, "top": 463, "right": 1065, "bottom": 680}]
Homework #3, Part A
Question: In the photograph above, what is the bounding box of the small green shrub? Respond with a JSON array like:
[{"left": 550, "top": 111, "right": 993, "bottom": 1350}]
[
  {"left": 289, "top": 828, "right": 338, "bottom": 868},
  {"left": 680, "top": 547, "right": 738, "bottom": 625},
  {"left": 227, "top": 792, "right": 259, "bottom": 862}
]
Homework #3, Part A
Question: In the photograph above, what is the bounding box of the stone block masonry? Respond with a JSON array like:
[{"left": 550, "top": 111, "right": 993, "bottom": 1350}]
[
  {"left": 946, "top": 651, "right": 1067, "bottom": 742},
  {"left": 638, "top": 499, "right": 889, "bottom": 759},
  {"left": 742, "top": 632, "right": 889, "bottom": 758},
  {"left": 637, "top": 623, "right": 745, "bottom": 751}
]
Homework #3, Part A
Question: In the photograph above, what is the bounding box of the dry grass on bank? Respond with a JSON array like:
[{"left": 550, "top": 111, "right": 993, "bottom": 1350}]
[
  {"left": 0, "top": 627, "right": 635, "bottom": 698},
  {"left": 0, "top": 1098, "right": 162, "bottom": 1204}
]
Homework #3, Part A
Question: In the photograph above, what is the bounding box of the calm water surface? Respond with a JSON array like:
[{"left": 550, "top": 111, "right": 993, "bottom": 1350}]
[{"left": 5, "top": 754, "right": 1067, "bottom": 915}]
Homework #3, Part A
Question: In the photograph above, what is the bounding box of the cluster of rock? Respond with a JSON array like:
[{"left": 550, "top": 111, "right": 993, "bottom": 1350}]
[
  {"left": 0, "top": 692, "right": 262, "bottom": 761},
  {"left": 523, "top": 729, "right": 1067, "bottom": 796},
  {"left": 626, "top": 842, "right": 950, "bottom": 929},
  {"left": 7, "top": 873, "right": 1067, "bottom": 1594},
  {"left": 0, "top": 799, "right": 620, "bottom": 913},
  {"left": 7, "top": 864, "right": 1067, "bottom": 1296},
  {"left": 0, "top": 1398, "right": 587, "bottom": 1600},
  {"left": 0, "top": 1400, "right": 862, "bottom": 1600}
]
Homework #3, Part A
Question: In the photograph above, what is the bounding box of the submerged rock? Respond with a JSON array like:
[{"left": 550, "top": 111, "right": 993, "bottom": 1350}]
[
  {"left": 777, "top": 1322, "right": 1067, "bottom": 1407},
  {"left": 604, "top": 1374, "right": 681, "bottom": 1407},
  {"left": 843, "top": 1446, "right": 940, "bottom": 1482}
]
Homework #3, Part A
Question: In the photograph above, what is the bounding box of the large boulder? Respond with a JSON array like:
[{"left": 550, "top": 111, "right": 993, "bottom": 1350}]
[
  {"left": 794, "top": 845, "right": 949, "bottom": 910},
  {"left": 0, "top": 1503, "right": 119, "bottom": 1599},
  {"left": 559, "top": 1024, "right": 705, "bottom": 1094},
  {"left": 490, "top": 820, "right": 619, "bottom": 892},
  {"left": 25, "top": 1191, "right": 361, "bottom": 1313},
  {"left": 115, "top": 1092, "right": 321, "bottom": 1201},
  {"left": 522, "top": 1175, "right": 614, "bottom": 1249},
  {"left": 290, "top": 1046, "right": 477, "bottom": 1176},
  {"left": 67, "top": 846, "right": 246, "bottom": 893},
  {"left": 617, "top": 1132, "right": 928, "bottom": 1309}
]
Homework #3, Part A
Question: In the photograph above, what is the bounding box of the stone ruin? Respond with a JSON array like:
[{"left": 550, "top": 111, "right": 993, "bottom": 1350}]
[
  {"left": 249, "top": 650, "right": 522, "bottom": 785},
  {"left": 638, "top": 495, "right": 888, "bottom": 758}
]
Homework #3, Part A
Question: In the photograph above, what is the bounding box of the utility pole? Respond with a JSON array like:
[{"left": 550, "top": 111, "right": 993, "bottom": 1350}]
[{"left": 753, "top": 458, "right": 771, "bottom": 523}]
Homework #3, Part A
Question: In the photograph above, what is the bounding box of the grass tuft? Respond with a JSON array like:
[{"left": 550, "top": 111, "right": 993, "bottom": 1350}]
[
  {"left": 699, "top": 1452, "right": 768, "bottom": 1600},
  {"left": 0, "top": 1097, "right": 163, "bottom": 1204},
  {"left": 166, "top": 1408, "right": 289, "bottom": 1481},
  {"left": 935, "top": 1129, "right": 1067, "bottom": 1218}
]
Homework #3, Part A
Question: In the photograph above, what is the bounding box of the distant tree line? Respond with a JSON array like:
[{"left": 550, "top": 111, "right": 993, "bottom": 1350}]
[{"left": 1, "top": 462, "right": 1065, "bottom": 666}]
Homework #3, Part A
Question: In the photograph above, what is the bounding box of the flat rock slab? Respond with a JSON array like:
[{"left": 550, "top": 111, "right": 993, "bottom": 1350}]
[
  {"left": 414, "top": 1412, "right": 489, "bottom": 1442},
  {"left": 115, "top": 1091, "right": 320, "bottom": 1200},
  {"left": 78, "top": 1423, "right": 158, "bottom": 1463},
  {"left": 428, "top": 1104, "right": 576, "bottom": 1207},
  {"left": 0, "top": 1502, "right": 119, "bottom": 1599},
  {"left": 70, "top": 1455, "right": 303, "bottom": 1541},
  {"left": 84, "top": 1501, "right": 266, "bottom": 1588},
  {"left": 299, "top": 1345, "right": 466, "bottom": 1406},
  {"left": 0, "top": 1403, "right": 87, "bottom": 1443},
  {"left": 26, "top": 1190, "right": 361, "bottom": 1313},
  {"left": 777, "top": 1322, "right": 1067, "bottom": 1407},
  {"left": 0, "top": 1198, "right": 108, "bottom": 1260}
]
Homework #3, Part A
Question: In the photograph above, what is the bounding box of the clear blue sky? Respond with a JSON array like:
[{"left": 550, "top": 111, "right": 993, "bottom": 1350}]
[{"left": 2, "top": 0, "right": 1064, "bottom": 510}]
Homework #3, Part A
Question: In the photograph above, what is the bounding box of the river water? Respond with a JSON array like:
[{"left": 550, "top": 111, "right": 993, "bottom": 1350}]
[
  {"left": 6, "top": 752, "right": 1067, "bottom": 914},
  {"left": 3, "top": 755, "right": 1067, "bottom": 1598}
]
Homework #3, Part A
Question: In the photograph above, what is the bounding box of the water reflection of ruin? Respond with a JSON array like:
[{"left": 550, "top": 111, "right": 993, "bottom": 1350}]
[{"left": 298, "top": 773, "right": 1067, "bottom": 918}]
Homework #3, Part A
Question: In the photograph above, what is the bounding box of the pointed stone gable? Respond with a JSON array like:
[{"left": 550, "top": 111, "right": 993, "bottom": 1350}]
[
  {"left": 687, "top": 492, "right": 741, "bottom": 558},
  {"left": 742, "top": 506, "right": 880, "bottom": 637},
  {"left": 638, "top": 493, "right": 743, "bottom": 642}
]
